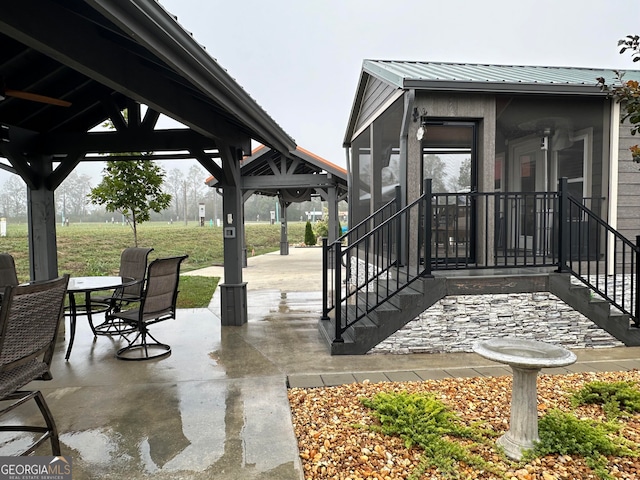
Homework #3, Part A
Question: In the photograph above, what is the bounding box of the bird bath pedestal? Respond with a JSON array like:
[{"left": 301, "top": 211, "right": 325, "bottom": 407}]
[{"left": 473, "top": 338, "right": 577, "bottom": 460}]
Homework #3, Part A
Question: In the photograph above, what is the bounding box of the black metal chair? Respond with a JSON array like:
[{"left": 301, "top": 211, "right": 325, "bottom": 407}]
[
  {"left": 0, "top": 275, "right": 69, "bottom": 455},
  {"left": 113, "top": 255, "right": 188, "bottom": 361},
  {"left": 91, "top": 247, "right": 154, "bottom": 335},
  {"left": 0, "top": 253, "right": 19, "bottom": 288}
]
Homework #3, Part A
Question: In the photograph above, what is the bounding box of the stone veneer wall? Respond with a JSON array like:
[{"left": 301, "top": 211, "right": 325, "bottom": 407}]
[{"left": 369, "top": 292, "right": 625, "bottom": 355}]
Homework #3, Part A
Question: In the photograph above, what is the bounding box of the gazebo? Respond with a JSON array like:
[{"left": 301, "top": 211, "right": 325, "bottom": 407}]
[
  {"left": 0, "top": 0, "right": 296, "bottom": 326},
  {"left": 206, "top": 145, "right": 348, "bottom": 257}
]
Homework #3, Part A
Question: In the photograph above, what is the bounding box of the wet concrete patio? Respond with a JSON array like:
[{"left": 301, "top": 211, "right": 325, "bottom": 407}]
[{"left": 4, "top": 247, "right": 640, "bottom": 479}]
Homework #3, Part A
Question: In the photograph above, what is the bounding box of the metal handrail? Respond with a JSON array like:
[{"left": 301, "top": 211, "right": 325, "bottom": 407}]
[
  {"left": 322, "top": 184, "right": 431, "bottom": 342},
  {"left": 558, "top": 178, "right": 640, "bottom": 326},
  {"left": 322, "top": 177, "right": 639, "bottom": 346}
]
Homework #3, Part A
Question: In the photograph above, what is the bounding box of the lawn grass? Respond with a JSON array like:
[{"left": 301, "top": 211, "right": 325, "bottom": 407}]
[
  {"left": 177, "top": 276, "right": 218, "bottom": 308},
  {"left": 0, "top": 220, "right": 307, "bottom": 307}
]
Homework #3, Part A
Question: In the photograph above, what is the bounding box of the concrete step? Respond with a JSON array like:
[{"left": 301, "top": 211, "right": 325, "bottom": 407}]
[
  {"left": 319, "top": 276, "right": 446, "bottom": 355},
  {"left": 320, "top": 270, "right": 640, "bottom": 355},
  {"left": 549, "top": 273, "right": 640, "bottom": 346}
]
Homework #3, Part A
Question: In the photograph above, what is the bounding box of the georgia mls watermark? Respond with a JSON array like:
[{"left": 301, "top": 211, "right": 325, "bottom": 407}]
[{"left": 0, "top": 456, "right": 72, "bottom": 480}]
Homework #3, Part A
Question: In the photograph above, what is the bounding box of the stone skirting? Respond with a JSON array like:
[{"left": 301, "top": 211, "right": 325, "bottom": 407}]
[{"left": 369, "top": 292, "right": 624, "bottom": 355}]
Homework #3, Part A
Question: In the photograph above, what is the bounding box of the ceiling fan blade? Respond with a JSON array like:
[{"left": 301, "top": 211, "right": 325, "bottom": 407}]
[{"left": 5, "top": 89, "right": 71, "bottom": 107}]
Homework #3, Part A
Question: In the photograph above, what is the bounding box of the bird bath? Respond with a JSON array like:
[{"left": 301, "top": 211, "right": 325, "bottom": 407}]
[{"left": 473, "top": 337, "right": 577, "bottom": 460}]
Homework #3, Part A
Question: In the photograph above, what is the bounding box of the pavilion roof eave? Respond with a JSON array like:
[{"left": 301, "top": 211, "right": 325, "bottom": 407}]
[
  {"left": 88, "top": 0, "right": 297, "bottom": 155},
  {"left": 0, "top": 0, "right": 296, "bottom": 158}
]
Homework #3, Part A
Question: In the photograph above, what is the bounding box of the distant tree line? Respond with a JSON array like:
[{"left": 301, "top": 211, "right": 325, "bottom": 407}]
[{"left": 0, "top": 161, "right": 342, "bottom": 225}]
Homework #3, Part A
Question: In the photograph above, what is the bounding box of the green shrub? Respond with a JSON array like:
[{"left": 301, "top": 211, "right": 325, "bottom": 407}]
[
  {"left": 313, "top": 218, "right": 329, "bottom": 239},
  {"left": 304, "top": 220, "right": 317, "bottom": 246},
  {"left": 571, "top": 381, "right": 640, "bottom": 418},
  {"left": 533, "top": 409, "right": 639, "bottom": 480},
  {"left": 361, "top": 392, "right": 499, "bottom": 479}
]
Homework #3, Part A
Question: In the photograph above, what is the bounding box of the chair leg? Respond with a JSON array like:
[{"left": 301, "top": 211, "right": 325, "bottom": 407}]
[
  {"left": 116, "top": 325, "right": 171, "bottom": 361},
  {"left": 92, "top": 301, "right": 137, "bottom": 337},
  {"left": 93, "top": 313, "right": 137, "bottom": 337},
  {"left": 33, "top": 390, "right": 61, "bottom": 456},
  {"left": 0, "top": 390, "right": 60, "bottom": 456}
]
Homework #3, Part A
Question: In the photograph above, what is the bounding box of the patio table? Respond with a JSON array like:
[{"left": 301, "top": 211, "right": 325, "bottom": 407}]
[{"left": 65, "top": 276, "right": 137, "bottom": 360}]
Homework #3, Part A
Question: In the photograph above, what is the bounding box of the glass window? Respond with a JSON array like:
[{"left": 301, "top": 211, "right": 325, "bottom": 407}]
[{"left": 421, "top": 122, "right": 474, "bottom": 193}]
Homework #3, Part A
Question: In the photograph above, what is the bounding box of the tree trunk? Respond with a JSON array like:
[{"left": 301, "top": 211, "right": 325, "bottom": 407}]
[{"left": 132, "top": 211, "right": 138, "bottom": 247}]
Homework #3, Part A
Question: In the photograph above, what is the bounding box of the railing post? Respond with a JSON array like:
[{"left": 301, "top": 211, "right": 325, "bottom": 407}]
[
  {"left": 424, "top": 179, "right": 432, "bottom": 277},
  {"left": 556, "top": 177, "right": 569, "bottom": 272},
  {"left": 334, "top": 241, "right": 344, "bottom": 343},
  {"left": 635, "top": 236, "right": 640, "bottom": 327},
  {"left": 321, "top": 237, "right": 329, "bottom": 320},
  {"left": 395, "top": 185, "right": 403, "bottom": 266}
]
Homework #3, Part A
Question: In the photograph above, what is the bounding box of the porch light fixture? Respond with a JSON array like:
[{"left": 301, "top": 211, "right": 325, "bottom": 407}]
[{"left": 416, "top": 113, "right": 428, "bottom": 141}]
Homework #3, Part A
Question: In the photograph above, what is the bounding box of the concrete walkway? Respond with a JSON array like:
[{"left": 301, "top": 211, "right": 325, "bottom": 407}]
[
  {"left": 12, "top": 247, "right": 640, "bottom": 480},
  {"left": 182, "top": 245, "right": 324, "bottom": 292}
]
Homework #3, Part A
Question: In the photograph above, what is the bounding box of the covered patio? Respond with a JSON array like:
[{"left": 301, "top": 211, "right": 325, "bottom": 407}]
[
  {"left": 5, "top": 247, "right": 640, "bottom": 479},
  {"left": 0, "top": 0, "right": 296, "bottom": 326}
]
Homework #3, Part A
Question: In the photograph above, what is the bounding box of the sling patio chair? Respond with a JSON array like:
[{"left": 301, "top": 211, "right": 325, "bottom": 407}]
[
  {"left": 0, "top": 274, "right": 69, "bottom": 455},
  {"left": 113, "top": 255, "right": 188, "bottom": 361},
  {"left": 0, "top": 253, "right": 18, "bottom": 288},
  {"left": 0, "top": 253, "right": 19, "bottom": 308},
  {"left": 91, "top": 247, "right": 154, "bottom": 336}
]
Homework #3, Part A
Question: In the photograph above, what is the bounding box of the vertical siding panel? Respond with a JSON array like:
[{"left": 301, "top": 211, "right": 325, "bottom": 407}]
[
  {"left": 616, "top": 118, "right": 640, "bottom": 239},
  {"left": 354, "top": 77, "right": 399, "bottom": 134}
]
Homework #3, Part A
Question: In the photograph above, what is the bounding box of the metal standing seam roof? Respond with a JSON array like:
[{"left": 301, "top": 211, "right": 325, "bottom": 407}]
[{"left": 362, "top": 60, "right": 640, "bottom": 94}]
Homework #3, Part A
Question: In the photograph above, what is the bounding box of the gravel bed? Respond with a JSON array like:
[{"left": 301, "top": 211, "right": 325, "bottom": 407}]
[{"left": 288, "top": 370, "right": 640, "bottom": 479}]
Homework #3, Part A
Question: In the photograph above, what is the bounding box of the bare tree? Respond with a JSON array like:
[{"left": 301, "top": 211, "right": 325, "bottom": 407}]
[
  {"left": 165, "top": 168, "right": 184, "bottom": 220},
  {"left": 56, "top": 172, "right": 93, "bottom": 220},
  {"left": 186, "top": 164, "right": 206, "bottom": 221},
  {"left": 447, "top": 157, "right": 471, "bottom": 192},
  {"left": 1, "top": 176, "right": 27, "bottom": 219},
  {"left": 423, "top": 154, "right": 448, "bottom": 193}
]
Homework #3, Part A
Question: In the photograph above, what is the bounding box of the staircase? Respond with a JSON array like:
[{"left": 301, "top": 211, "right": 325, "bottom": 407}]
[
  {"left": 549, "top": 273, "right": 640, "bottom": 346},
  {"left": 319, "top": 276, "right": 445, "bottom": 355},
  {"left": 320, "top": 180, "right": 640, "bottom": 355},
  {"left": 319, "top": 270, "right": 640, "bottom": 355}
]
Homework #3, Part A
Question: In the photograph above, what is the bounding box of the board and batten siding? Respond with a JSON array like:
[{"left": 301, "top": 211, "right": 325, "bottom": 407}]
[
  {"left": 353, "top": 76, "right": 399, "bottom": 136},
  {"left": 616, "top": 120, "right": 640, "bottom": 240}
]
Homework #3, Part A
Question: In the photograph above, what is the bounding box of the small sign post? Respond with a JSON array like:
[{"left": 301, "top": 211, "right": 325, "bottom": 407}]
[{"left": 199, "top": 203, "right": 205, "bottom": 227}]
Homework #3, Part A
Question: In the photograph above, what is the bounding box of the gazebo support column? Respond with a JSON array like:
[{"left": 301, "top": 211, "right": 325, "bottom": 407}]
[
  {"left": 27, "top": 158, "right": 58, "bottom": 282},
  {"left": 326, "top": 183, "right": 339, "bottom": 243},
  {"left": 220, "top": 145, "right": 247, "bottom": 326},
  {"left": 279, "top": 198, "right": 289, "bottom": 255}
]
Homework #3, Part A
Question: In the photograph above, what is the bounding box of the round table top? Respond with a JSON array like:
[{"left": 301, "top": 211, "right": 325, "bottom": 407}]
[
  {"left": 473, "top": 337, "right": 577, "bottom": 369},
  {"left": 67, "top": 276, "right": 136, "bottom": 292}
]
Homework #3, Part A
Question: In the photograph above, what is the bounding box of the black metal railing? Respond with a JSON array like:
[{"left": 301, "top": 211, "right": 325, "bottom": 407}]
[
  {"left": 322, "top": 188, "right": 402, "bottom": 324},
  {"left": 322, "top": 177, "right": 639, "bottom": 342},
  {"left": 492, "top": 191, "right": 559, "bottom": 268},
  {"left": 558, "top": 178, "right": 640, "bottom": 326},
  {"left": 322, "top": 183, "right": 431, "bottom": 342}
]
